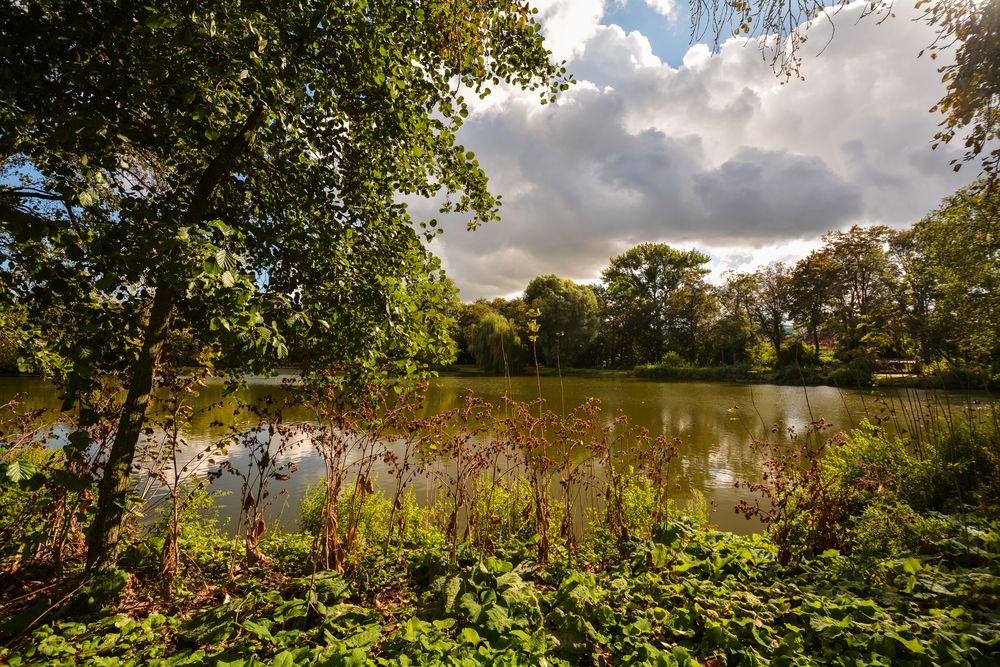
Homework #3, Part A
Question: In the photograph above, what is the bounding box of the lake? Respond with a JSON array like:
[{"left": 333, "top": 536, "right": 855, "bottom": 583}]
[{"left": 0, "top": 373, "right": 991, "bottom": 535}]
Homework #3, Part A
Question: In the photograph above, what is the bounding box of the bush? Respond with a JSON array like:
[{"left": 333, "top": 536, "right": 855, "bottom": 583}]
[
  {"left": 299, "top": 480, "right": 444, "bottom": 570},
  {"left": 776, "top": 340, "right": 814, "bottom": 367},
  {"left": 823, "top": 422, "right": 935, "bottom": 511},
  {"left": 658, "top": 350, "right": 688, "bottom": 367},
  {"left": 466, "top": 475, "right": 538, "bottom": 555},
  {"left": 145, "top": 483, "right": 233, "bottom": 594},
  {"left": 847, "top": 499, "right": 925, "bottom": 561},
  {"left": 743, "top": 415, "right": 1000, "bottom": 566}
]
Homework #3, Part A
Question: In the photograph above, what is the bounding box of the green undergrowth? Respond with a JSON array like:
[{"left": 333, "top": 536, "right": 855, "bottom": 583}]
[{"left": 3, "top": 512, "right": 998, "bottom": 667}]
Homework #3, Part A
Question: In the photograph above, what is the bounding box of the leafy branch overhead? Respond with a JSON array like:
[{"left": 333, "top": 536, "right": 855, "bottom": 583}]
[
  {"left": 0, "top": 0, "right": 568, "bottom": 388},
  {"left": 0, "top": 0, "right": 567, "bottom": 566}
]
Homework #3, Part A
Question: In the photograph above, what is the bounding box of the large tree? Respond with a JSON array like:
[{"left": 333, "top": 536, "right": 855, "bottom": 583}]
[
  {"left": 820, "top": 226, "right": 902, "bottom": 358},
  {"left": 707, "top": 272, "right": 756, "bottom": 366},
  {"left": 469, "top": 312, "right": 523, "bottom": 375},
  {"left": 903, "top": 182, "right": 1000, "bottom": 379},
  {"left": 665, "top": 271, "right": 717, "bottom": 365},
  {"left": 524, "top": 274, "right": 600, "bottom": 367},
  {"left": 789, "top": 251, "right": 837, "bottom": 360},
  {"left": 0, "top": 0, "right": 563, "bottom": 566},
  {"left": 748, "top": 263, "right": 793, "bottom": 365},
  {"left": 601, "top": 243, "right": 711, "bottom": 366}
]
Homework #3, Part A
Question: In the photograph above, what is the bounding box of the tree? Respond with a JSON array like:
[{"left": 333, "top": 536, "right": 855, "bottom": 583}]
[
  {"left": 789, "top": 251, "right": 837, "bottom": 360},
  {"left": 923, "top": 0, "right": 1000, "bottom": 178},
  {"left": 707, "top": 272, "right": 756, "bottom": 366},
  {"left": 454, "top": 300, "right": 499, "bottom": 364},
  {"left": 601, "top": 243, "right": 711, "bottom": 366},
  {"left": 820, "top": 226, "right": 902, "bottom": 359},
  {"left": 523, "top": 274, "right": 600, "bottom": 367},
  {"left": 469, "top": 312, "right": 523, "bottom": 375},
  {"left": 665, "top": 271, "right": 717, "bottom": 365},
  {"left": 903, "top": 182, "right": 1000, "bottom": 379},
  {"left": 487, "top": 296, "right": 531, "bottom": 368},
  {"left": 0, "top": 308, "right": 21, "bottom": 373},
  {"left": 747, "top": 263, "right": 792, "bottom": 365},
  {"left": 0, "top": 0, "right": 563, "bottom": 567}
]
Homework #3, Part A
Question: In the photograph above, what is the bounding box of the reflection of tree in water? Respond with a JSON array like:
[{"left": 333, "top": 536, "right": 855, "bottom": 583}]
[{"left": 1, "top": 374, "right": 996, "bottom": 535}]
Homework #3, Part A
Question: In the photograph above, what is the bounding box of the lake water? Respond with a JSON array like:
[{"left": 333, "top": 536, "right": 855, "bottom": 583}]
[{"left": 1, "top": 374, "right": 992, "bottom": 535}]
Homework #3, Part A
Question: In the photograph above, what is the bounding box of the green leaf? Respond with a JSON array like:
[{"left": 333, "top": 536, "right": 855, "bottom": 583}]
[
  {"left": 4, "top": 459, "right": 38, "bottom": 483},
  {"left": 442, "top": 575, "right": 462, "bottom": 613},
  {"left": 888, "top": 633, "right": 926, "bottom": 654}
]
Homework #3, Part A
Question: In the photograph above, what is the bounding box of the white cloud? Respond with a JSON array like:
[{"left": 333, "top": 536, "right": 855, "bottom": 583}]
[
  {"left": 644, "top": 0, "right": 678, "bottom": 22},
  {"left": 533, "top": 0, "right": 607, "bottom": 62},
  {"left": 423, "top": 3, "right": 971, "bottom": 300}
]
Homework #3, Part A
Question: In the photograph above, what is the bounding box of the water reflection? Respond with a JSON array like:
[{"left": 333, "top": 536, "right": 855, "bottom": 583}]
[{"left": 0, "top": 374, "right": 994, "bottom": 535}]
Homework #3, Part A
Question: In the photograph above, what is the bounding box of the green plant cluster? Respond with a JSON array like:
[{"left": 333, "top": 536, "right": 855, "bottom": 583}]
[
  {"left": 633, "top": 363, "right": 751, "bottom": 382},
  {"left": 2, "top": 511, "right": 998, "bottom": 666},
  {"left": 740, "top": 413, "right": 1000, "bottom": 567}
]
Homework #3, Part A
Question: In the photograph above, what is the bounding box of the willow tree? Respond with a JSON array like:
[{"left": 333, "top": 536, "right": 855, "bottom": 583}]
[
  {"left": 469, "top": 312, "right": 523, "bottom": 375},
  {"left": 0, "top": 0, "right": 564, "bottom": 567}
]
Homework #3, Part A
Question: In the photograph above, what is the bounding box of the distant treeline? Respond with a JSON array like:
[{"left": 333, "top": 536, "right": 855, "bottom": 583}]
[{"left": 451, "top": 182, "right": 1000, "bottom": 387}]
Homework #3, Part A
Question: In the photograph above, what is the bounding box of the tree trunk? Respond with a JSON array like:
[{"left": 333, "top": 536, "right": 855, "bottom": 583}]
[
  {"left": 84, "top": 103, "right": 269, "bottom": 569},
  {"left": 772, "top": 323, "right": 783, "bottom": 365},
  {"left": 87, "top": 285, "right": 175, "bottom": 568}
]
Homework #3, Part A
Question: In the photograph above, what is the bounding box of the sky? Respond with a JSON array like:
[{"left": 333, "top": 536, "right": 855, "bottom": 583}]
[{"left": 417, "top": 0, "right": 972, "bottom": 300}]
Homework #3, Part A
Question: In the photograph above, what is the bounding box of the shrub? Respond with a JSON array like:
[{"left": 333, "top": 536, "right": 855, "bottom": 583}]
[
  {"left": 658, "top": 350, "right": 688, "bottom": 367},
  {"left": 299, "top": 480, "right": 444, "bottom": 571}
]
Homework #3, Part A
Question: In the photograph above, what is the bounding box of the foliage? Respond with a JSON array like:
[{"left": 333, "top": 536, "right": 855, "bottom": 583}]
[
  {"left": 899, "top": 182, "right": 1000, "bottom": 383},
  {"left": 468, "top": 312, "right": 523, "bottom": 375},
  {"left": 922, "top": 0, "right": 1000, "bottom": 178},
  {"left": 300, "top": 481, "right": 443, "bottom": 571},
  {"left": 747, "top": 263, "right": 792, "bottom": 365},
  {"left": 523, "top": 274, "right": 600, "bottom": 367},
  {"left": 0, "top": 397, "right": 99, "bottom": 571},
  {"left": 600, "top": 244, "right": 711, "bottom": 367},
  {"left": 738, "top": 409, "right": 1000, "bottom": 565},
  {"left": 447, "top": 185, "right": 998, "bottom": 386},
  {"left": 451, "top": 300, "right": 501, "bottom": 365},
  {"left": 2, "top": 382, "right": 1000, "bottom": 665},
  {"left": 0, "top": 0, "right": 565, "bottom": 565},
  {"left": 2, "top": 509, "right": 998, "bottom": 666},
  {"left": 0, "top": 308, "right": 23, "bottom": 373},
  {"left": 633, "top": 362, "right": 750, "bottom": 381}
]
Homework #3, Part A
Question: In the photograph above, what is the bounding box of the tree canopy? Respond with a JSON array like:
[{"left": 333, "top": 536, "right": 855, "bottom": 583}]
[
  {"left": 469, "top": 311, "right": 522, "bottom": 375},
  {"left": 601, "top": 243, "right": 711, "bottom": 366},
  {"left": 0, "top": 0, "right": 565, "bottom": 565},
  {"left": 901, "top": 182, "right": 1000, "bottom": 376},
  {"left": 524, "top": 274, "right": 599, "bottom": 367}
]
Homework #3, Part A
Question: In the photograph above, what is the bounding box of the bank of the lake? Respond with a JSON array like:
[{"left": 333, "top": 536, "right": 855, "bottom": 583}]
[
  {"left": 2, "top": 500, "right": 998, "bottom": 666},
  {"left": 3, "top": 372, "right": 999, "bottom": 666},
  {"left": 439, "top": 362, "right": 999, "bottom": 392}
]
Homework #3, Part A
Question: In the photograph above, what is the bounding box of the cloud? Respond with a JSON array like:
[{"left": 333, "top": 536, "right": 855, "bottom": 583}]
[
  {"left": 534, "top": 0, "right": 607, "bottom": 62},
  {"left": 424, "top": 2, "right": 971, "bottom": 299},
  {"left": 644, "top": 0, "right": 678, "bottom": 21}
]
